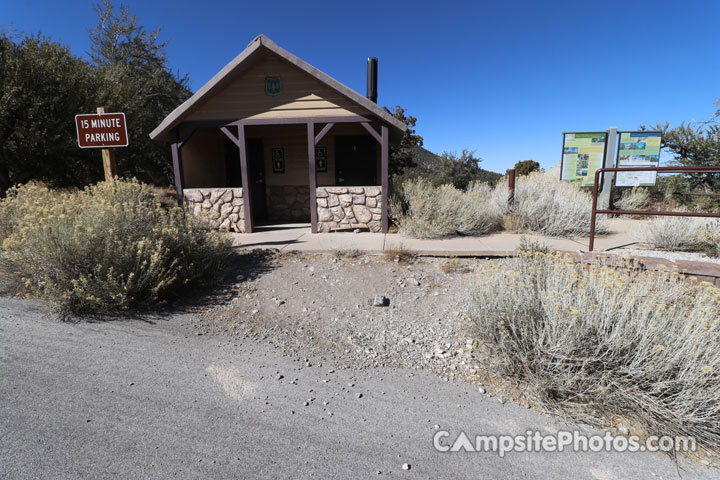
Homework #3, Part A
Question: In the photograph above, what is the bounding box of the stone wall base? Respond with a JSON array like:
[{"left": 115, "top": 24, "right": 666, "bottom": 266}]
[
  {"left": 184, "top": 188, "right": 245, "bottom": 233},
  {"left": 316, "top": 186, "right": 382, "bottom": 233}
]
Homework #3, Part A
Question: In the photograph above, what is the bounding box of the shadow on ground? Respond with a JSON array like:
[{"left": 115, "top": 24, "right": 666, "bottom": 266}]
[{"left": 26, "top": 249, "right": 279, "bottom": 325}]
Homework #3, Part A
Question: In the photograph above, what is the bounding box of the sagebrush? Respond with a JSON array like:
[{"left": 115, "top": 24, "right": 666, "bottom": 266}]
[
  {"left": 633, "top": 214, "right": 709, "bottom": 251},
  {"left": 0, "top": 179, "right": 232, "bottom": 315},
  {"left": 699, "top": 221, "right": 720, "bottom": 257},
  {"left": 391, "top": 178, "right": 499, "bottom": 238},
  {"left": 615, "top": 187, "right": 651, "bottom": 212},
  {"left": 470, "top": 253, "right": 720, "bottom": 450},
  {"left": 489, "top": 171, "right": 608, "bottom": 236}
]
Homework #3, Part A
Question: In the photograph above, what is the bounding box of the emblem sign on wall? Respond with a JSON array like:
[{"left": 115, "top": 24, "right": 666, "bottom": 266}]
[{"left": 265, "top": 76, "right": 282, "bottom": 96}]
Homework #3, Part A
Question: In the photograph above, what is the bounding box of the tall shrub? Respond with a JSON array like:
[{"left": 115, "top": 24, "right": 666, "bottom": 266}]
[
  {"left": 0, "top": 179, "right": 232, "bottom": 315},
  {"left": 391, "top": 178, "right": 499, "bottom": 238},
  {"left": 470, "top": 252, "right": 720, "bottom": 449},
  {"left": 490, "top": 170, "right": 608, "bottom": 237}
]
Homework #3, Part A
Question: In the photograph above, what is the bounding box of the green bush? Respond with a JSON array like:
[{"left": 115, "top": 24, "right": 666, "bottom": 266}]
[
  {"left": 513, "top": 160, "right": 540, "bottom": 176},
  {"left": 391, "top": 178, "right": 499, "bottom": 238},
  {"left": 470, "top": 252, "right": 720, "bottom": 449},
  {"left": 0, "top": 179, "right": 232, "bottom": 315}
]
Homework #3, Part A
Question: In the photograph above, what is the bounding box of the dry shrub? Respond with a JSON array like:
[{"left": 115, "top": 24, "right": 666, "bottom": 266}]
[
  {"left": 382, "top": 244, "right": 414, "bottom": 264},
  {"left": 0, "top": 179, "right": 232, "bottom": 315},
  {"left": 634, "top": 214, "right": 709, "bottom": 251},
  {"left": 615, "top": 187, "right": 651, "bottom": 213},
  {"left": 470, "top": 252, "right": 720, "bottom": 449},
  {"left": 516, "top": 235, "right": 551, "bottom": 253},
  {"left": 490, "top": 171, "right": 608, "bottom": 237},
  {"left": 391, "top": 178, "right": 499, "bottom": 238},
  {"left": 441, "top": 254, "right": 461, "bottom": 274},
  {"left": 699, "top": 220, "right": 720, "bottom": 257}
]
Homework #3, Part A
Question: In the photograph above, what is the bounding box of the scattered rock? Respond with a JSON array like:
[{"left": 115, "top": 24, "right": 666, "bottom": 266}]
[
  {"left": 373, "top": 295, "right": 389, "bottom": 307},
  {"left": 402, "top": 463, "right": 410, "bottom": 470},
  {"left": 617, "top": 424, "right": 629, "bottom": 435},
  {"left": 477, "top": 386, "right": 486, "bottom": 394}
]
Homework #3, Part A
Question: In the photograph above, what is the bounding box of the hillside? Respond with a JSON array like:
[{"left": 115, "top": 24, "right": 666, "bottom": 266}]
[{"left": 408, "top": 145, "right": 503, "bottom": 185}]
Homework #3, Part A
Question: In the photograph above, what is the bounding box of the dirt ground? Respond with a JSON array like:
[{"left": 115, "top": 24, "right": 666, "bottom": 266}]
[{"left": 196, "top": 251, "right": 505, "bottom": 395}]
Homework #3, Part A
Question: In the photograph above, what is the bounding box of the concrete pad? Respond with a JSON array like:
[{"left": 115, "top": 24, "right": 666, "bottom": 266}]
[
  {"left": 231, "top": 224, "right": 310, "bottom": 249},
  {"left": 384, "top": 234, "right": 491, "bottom": 255},
  {"left": 229, "top": 218, "right": 650, "bottom": 257},
  {"left": 285, "top": 232, "right": 386, "bottom": 253}
]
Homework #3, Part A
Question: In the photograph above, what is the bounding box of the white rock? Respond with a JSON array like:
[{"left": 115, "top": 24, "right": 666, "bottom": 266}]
[{"left": 373, "top": 295, "right": 389, "bottom": 307}]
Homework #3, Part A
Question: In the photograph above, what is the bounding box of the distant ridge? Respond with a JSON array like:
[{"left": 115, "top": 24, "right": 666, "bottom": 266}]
[{"left": 409, "top": 145, "right": 503, "bottom": 184}]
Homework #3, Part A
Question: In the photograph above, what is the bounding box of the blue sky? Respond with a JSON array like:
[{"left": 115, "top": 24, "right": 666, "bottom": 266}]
[{"left": 2, "top": 0, "right": 718, "bottom": 173}]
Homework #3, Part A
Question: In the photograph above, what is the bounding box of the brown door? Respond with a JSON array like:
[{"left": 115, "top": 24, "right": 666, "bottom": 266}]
[
  {"left": 335, "top": 135, "right": 377, "bottom": 186},
  {"left": 247, "top": 139, "right": 267, "bottom": 222}
]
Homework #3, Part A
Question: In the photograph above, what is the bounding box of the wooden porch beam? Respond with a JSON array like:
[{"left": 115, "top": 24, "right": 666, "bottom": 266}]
[
  {"left": 220, "top": 126, "right": 241, "bottom": 147},
  {"left": 360, "top": 122, "right": 382, "bottom": 144},
  {"left": 177, "top": 127, "right": 197, "bottom": 150},
  {"left": 171, "top": 128, "right": 184, "bottom": 207},
  {"left": 314, "top": 122, "right": 335, "bottom": 145},
  {"left": 381, "top": 125, "right": 389, "bottom": 233},
  {"left": 307, "top": 122, "right": 318, "bottom": 234}
]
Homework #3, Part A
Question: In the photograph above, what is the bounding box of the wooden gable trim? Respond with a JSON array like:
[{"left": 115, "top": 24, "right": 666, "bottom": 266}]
[{"left": 149, "top": 35, "right": 407, "bottom": 141}]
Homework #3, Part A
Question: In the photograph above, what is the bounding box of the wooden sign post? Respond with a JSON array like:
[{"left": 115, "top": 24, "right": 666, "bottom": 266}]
[
  {"left": 97, "top": 107, "right": 118, "bottom": 181},
  {"left": 75, "top": 108, "right": 128, "bottom": 181}
]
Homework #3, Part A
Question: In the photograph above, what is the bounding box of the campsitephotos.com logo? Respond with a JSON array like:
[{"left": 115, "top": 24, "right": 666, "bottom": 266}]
[{"left": 433, "top": 430, "right": 696, "bottom": 457}]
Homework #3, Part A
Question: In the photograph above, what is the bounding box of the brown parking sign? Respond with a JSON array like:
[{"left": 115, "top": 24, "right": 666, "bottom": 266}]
[{"left": 75, "top": 112, "right": 128, "bottom": 148}]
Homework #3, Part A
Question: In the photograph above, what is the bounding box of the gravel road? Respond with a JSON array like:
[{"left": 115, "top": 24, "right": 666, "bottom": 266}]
[{"left": 0, "top": 253, "right": 714, "bottom": 479}]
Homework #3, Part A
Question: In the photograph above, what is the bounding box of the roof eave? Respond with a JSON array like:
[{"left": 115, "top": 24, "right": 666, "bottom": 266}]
[{"left": 149, "top": 34, "right": 408, "bottom": 142}]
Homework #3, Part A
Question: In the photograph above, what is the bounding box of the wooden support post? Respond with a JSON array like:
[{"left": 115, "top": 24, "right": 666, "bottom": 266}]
[
  {"left": 307, "top": 122, "right": 318, "bottom": 234},
  {"left": 381, "top": 125, "right": 389, "bottom": 233},
  {"left": 237, "top": 124, "right": 253, "bottom": 233},
  {"left": 97, "top": 107, "right": 117, "bottom": 181},
  {"left": 171, "top": 128, "right": 184, "bottom": 206}
]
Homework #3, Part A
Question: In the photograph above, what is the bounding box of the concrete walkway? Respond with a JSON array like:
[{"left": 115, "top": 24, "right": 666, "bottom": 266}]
[{"left": 231, "top": 218, "right": 639, "bottom": 256}]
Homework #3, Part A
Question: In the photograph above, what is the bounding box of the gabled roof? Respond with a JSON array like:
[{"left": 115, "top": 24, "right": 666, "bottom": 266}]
[{"left": 150, "top": 34, "right": 407, "bottom": 140}]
